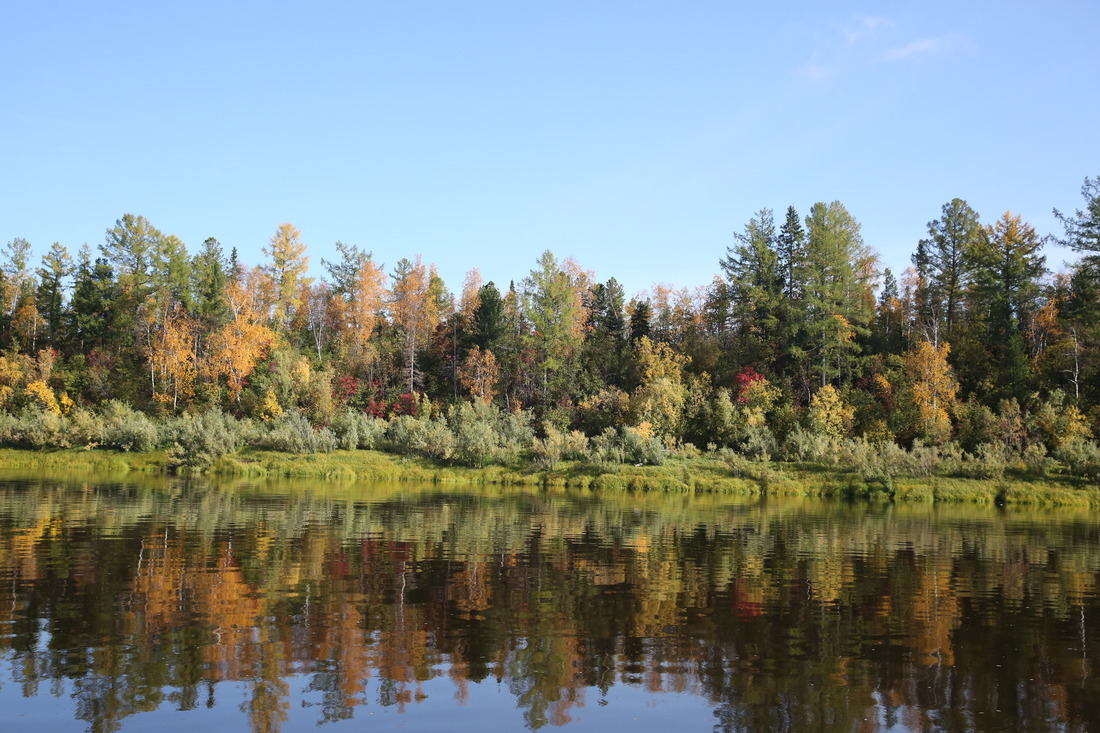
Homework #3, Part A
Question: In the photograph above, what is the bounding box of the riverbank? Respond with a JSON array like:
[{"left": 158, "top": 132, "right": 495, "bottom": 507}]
[{"left": 0, "top": 446, "right": 1097, "bottom": 507}]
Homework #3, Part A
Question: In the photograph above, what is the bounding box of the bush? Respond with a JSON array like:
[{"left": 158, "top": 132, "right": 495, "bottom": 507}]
[
  {"left": 254, "top": 410, "right": 337, "bottom": 454},
  {"left": 1054, "top": 439, "right": 1100, "bottom": 481},
  {"left": 101, "top": 401, "right": 158, "bottom": 452},
  {"left": 162, "top": 409, "right": 248, "bottom": 467},
  {"left": 782, "top": 426, "right": 834, "bottom": 463},
  {"left": 961, "top": 443, "right": 1009, "bottom": 480},
  {"left": 587, "top": 426, "right": 666, "bottom": 466},
  {"left": 0, "top": 408, "right": 69, "bottom": 449},
  {"left": 384, "top": 414, "right": 455, "bottom": 461},
  {"left": 330, "top": 410, "right": 387, "bottom": 451}
]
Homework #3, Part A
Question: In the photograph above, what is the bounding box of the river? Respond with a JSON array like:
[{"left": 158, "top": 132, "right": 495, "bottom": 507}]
[{"left": 0, "top": 473, "right": 1096, "bottom": 732}]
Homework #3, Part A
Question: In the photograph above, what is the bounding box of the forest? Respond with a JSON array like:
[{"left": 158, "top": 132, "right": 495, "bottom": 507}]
[{"left": 1, "top": 177, "right": 1100, "bottom": 479}]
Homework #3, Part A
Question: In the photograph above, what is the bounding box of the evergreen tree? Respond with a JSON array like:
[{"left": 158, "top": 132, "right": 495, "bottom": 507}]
[
  {"left": 1054, "top": 175, "right": 1100, "bottom": 255},
  {"left": 70, "top": 245, "right": 116, "bottom": 353},
  {"left": 871, "top": 268, "right": 905, "bottom": 356},
  {"left": 322, "top": 241, "right": 373, "bottom": 297},
  {"left": 191, "top": 237, "right": 229, "bottom": 332},
  {"left": 774, "top": 206, "right": 807, "bottom": 382},
  {"left": 965, "top": 211, "right": 1046, "bottom": 403},
  {"left": 801, "top": 201, "right": 877, "bottom": 391},
  {"left": 36, "top": 242, "right": 73, "bottom": 349},
  {"left": 629, "top": 300, "right": 652, "bottom": 344},
  {"left": 721, "top": 209, "right": 783, "bottom": 371},
  {"left": 582, "top": 278, "right": 629, "bottom": 388},
  {"left": 469, "top": 281, "right": 507, "bottom": 353},
  {"left": 921, "top": 198, "right": 982, "bottom": 340}
]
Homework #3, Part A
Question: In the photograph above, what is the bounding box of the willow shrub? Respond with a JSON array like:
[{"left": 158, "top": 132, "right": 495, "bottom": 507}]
[
  {"left": 1054, "top": 439, "right": 1100, "bottom": 481},
  {"left": 587, "top": 427, "right": 666, "bottom": 466},
  {"left": 0, "top": 408, "right": 67, "bottom": 449},
  {"left": 100, "top": 401, "right": 159, "bottom": 452},
  {"left": 254, "top": 410, "right": 337, "bottom": 454},
  {"left": 330, "top": 410, "right": 387, "bottom": 451},
  {"left": 161, "top": 409, "right": 250, "bottom": 467}
]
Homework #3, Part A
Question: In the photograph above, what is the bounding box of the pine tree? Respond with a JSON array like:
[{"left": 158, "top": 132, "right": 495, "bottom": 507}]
[
  {"left": 721, "top": 209, "right": 783, "bottom": 371},
  {"left": 966, "top": 211, "right": 1046, "bottom": 403},
  {"left": 921, "top": 198, "right": 982, "bottom": 340},
  {"left": 801, "top": 201, "right": 877, "bottom": 392},
  {"left": 36, "top": 242, "right": 73, "bottom": 350}
]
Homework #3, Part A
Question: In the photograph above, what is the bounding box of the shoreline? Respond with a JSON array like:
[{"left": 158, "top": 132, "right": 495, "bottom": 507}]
[{"left": 0, "top": 447, "right": 1097, "bottom": 507}]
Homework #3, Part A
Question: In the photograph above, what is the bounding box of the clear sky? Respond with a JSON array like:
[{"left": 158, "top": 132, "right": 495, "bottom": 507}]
[{"left": 2, "top": 1, "right": 1097, "bottom": 299}]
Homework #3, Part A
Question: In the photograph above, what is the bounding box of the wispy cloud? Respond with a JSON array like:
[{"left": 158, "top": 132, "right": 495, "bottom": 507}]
[
  {"left": 794, "top": 14, "right": 894, "bottom": 84},
  {"left": 841, "top": 14, "right": 893, "bottom": 46},
  {"left": 884, "top": 33, "right": 966, "bottom": 61},
  {"left": 795, "top": 55, "right": 832, "bottom": 83}
]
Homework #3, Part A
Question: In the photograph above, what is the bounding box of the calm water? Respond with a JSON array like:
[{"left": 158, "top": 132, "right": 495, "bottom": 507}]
[{"left": 0, "top": 474, "right": 1097, "bottom": 732}]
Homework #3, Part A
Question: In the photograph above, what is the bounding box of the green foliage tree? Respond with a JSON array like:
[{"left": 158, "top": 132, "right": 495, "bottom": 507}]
[
  {"left": 921, "top": 198, "right": 982, "bottom": 340},
  {"left": 522, "top": 250, "right": 589, "bottom": 405},
  {"left": 965, "top": 211, "right": 1046, "bottom": 403},
  {"left": 801, "top": 201, "right": 877, "bottom": 391},
  {"left": 36, "top": 242, "right": 73, "bottom": 349},
  {"left": 721, "top": 209, "right": 783, "bottom": 370},
  {"left": 1054, "top": 175, "right": 1100, "bottom": 255}
]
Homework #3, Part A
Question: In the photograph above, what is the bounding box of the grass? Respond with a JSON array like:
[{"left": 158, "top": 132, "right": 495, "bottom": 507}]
[
  {"left": 0, "top": 446, "right": 1097, "bottom": 507},
  {"left": 0, "top": 447, "right": 170, "bottom": 474}
]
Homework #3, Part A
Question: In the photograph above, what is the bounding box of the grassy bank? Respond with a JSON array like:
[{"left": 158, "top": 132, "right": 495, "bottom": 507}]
[{"left": 1, "top": 446, "right": 1098, "bottom": 507}]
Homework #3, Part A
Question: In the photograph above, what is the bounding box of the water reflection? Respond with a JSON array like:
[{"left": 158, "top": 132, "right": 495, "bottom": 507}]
[{"left": 0, "top": 476, "right": 1097, "bottom": 732}]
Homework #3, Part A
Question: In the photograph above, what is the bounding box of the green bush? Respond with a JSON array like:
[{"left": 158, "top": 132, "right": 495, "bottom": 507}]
[
  {"left": 1054, "top": 439, "right": 1100, "bottom": 481},
  {"left": 101, "top": 401, "right": 158, "bottom": 452},
  {"left": 162, "top": 409, "right": 248, "bottom": 467},
  {"left": 587, "top": 427, "right": 666, "bottom": 466},
  {"left": 330, "top": 410, "right": 387, "bottom": 451},
  {"left": 0, "top": 408, "right": 69, "bottom": 449},
  {"left": 255, "top": 411, "right": 336, "bottom": 454}
]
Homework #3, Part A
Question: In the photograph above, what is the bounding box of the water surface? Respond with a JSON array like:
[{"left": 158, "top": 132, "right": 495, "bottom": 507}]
[{"left": 0, "top": 474, "right": 1097, "bottom": 732}]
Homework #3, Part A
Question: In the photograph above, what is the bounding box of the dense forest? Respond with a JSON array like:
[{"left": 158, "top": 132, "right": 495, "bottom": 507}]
[{"left": 2, "top": 177, "right": 1100, "bottom": 474}]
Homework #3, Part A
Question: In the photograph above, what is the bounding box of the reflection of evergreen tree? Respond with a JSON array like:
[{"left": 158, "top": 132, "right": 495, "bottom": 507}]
[{"left": 0, "top": 479, "right": 1098, "bottom": 732}]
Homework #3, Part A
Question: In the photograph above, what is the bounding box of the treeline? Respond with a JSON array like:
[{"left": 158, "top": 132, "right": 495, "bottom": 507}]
[{"left": 2, "top": 177, "right": 1100, "bottom": 472}]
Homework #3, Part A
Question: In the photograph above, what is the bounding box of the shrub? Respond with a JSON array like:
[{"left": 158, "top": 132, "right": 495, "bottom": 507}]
[
  {"left": 587, "top": 426, "right": 666, "bottom": 466},
  {"left": 384, "top": 414, "right": 455, "bottom": 461},
  {"left": 254, "top": 410, "right": 336, "bottom": 454},
  {"left": 330, "top": 410, "right": 387, "bottom": 451},
  {"left": 0, "top": 408, "right": 69, "bottom": 449},
  {"left": 162, "top": 409, "right": 247, "bottom": 467},
  {"left": 100, "top": 401, "right": 158, "bottom": 452},
  {"left": 961, "top": 443, "right": 1009, "bottom": 480},
  {"left": 1054, "top": 439, "right": 1100, "bottom": 481},
  {"left": 782, "top": 426, "right": 833, "bottom": 463},
  {"left": 955, "top": 399, "right": 998, "bottom": 453}
]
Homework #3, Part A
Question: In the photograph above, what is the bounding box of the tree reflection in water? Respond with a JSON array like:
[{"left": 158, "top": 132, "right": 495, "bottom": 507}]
[{"left": 0, "top": 476, "right": 1097, "bottom": 732}]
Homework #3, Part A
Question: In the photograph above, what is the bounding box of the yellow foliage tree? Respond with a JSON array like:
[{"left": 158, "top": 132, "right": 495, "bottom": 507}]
[
  {"left": 457, "top": 346, "right": 499, "bottom": 403},
  {"left": 24, "top": 380, "right": 61, "bottom": 415},
  {"left": 262, "top": 223, "right": 311, "bottom": 332},
  {"left": 204, "top": 269, "right": 275, "bottom": 404},
  {"left": 809, "top": 385, "right": 854, "bottom": 442},
  {"left": 390, "top": 255, "right": 440, "bottom": 392},
  {"left": 632, "top": 336, "right": 691, "bottom": 442},
  {"left": 903, "top": 340, "right": 958, "bottom": 444},
  {"left": 347, "top": 257, "right": 388, "bottom": 357},
  {"left": 147, "top": 302, "right": 198, "bottom": 409}
]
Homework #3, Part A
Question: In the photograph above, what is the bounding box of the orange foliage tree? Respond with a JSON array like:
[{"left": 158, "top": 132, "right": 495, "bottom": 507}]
[
  {"left": 204, "top": 268, "right": 275, "bottom": 404},
  {"left": 457, "top": 346, "right": 499, "bottom": 403}
]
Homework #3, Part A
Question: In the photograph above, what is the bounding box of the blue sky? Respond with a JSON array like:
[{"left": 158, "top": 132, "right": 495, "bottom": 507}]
[{"left": 2, "top": 1, "right": 1097, "bottom": 299}]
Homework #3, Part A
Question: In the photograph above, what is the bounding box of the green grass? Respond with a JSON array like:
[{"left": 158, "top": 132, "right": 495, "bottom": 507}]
[
  {"left": 0, "top": 447, "right": 170, "bottom": 474},
  {"left": 0, "top": 446, "right": 1097, "bottom": 507}
]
